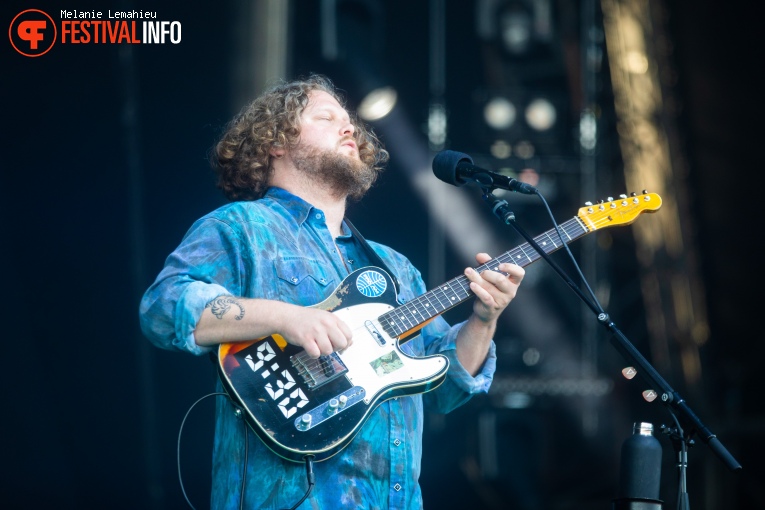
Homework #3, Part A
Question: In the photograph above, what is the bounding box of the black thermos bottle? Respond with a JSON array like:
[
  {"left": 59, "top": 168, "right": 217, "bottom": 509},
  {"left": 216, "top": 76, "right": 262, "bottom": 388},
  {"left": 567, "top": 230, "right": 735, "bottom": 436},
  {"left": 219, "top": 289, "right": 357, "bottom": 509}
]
[{"left": 618, "top": 422, "right": 663, "bottom": 502}]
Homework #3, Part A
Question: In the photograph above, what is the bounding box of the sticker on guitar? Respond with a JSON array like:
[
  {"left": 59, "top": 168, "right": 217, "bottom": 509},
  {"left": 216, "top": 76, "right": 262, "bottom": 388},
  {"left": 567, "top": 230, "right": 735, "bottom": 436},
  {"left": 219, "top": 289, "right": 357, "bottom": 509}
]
[
  {"left": 244, "top": 340, "right": 310, "bottom": 419},
  {"left": 370, "top": 350, "right": 404, "bottom": 376},
  {"left": 356, "top": 269, "right": 387, "bottom": 297}
]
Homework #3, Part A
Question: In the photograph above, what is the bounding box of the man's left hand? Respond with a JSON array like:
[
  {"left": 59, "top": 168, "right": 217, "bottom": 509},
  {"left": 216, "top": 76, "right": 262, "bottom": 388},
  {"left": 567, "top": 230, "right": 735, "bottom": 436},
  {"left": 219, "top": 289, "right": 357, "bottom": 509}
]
[{"left": 464, "top": 252, "right": 525, "bottom": 324}]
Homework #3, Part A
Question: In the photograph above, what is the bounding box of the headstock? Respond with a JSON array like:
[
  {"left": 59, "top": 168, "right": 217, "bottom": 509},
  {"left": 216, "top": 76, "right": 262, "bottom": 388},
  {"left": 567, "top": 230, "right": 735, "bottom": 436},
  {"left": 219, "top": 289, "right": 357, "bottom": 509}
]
[{"left": 577, "top": 191, "right": 662, "bottom": 232}]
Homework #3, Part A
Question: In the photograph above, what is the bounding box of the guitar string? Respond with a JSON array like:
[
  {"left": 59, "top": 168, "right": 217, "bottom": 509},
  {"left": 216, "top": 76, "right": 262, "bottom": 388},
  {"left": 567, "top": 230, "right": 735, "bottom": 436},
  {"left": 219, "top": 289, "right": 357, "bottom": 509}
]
[{"left": 287, "top": 211, "right": 625, "bottom": 377}]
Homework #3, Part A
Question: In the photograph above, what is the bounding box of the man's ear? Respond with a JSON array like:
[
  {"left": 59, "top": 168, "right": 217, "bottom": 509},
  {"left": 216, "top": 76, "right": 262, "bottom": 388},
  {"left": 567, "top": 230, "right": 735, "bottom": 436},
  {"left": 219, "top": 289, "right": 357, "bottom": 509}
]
[{"left": 269, "top": 145, "right": 286, "bottom": 158}]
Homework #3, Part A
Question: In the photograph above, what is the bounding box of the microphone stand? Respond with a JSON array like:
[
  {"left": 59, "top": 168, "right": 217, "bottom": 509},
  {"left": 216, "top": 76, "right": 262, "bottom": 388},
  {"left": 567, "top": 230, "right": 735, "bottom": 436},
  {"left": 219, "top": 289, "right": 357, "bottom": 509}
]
[{"left": 479, "top": 189, "right": 741, "bottom": 509}]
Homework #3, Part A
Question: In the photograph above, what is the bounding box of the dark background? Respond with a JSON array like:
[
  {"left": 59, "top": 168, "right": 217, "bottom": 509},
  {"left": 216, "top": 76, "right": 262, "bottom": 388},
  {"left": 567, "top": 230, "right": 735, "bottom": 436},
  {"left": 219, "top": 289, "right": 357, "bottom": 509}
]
[{"left": 2, "top": 1, "right": 762, "bottom": 509}]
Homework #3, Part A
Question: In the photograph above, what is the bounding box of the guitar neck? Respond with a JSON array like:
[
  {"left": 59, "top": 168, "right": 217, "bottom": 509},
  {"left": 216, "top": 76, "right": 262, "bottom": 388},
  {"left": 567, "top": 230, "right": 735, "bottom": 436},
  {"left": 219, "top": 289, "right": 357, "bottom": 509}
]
[{"left": 378, "top": 215, "right": 589, "bottom": 339}]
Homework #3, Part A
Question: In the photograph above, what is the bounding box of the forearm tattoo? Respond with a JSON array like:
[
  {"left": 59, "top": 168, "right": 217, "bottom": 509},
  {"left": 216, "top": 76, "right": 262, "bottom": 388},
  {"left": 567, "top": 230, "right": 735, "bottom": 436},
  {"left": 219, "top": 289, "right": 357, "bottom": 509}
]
[{"left": 205, "top": 296, "right": 245, "bottom": 320}]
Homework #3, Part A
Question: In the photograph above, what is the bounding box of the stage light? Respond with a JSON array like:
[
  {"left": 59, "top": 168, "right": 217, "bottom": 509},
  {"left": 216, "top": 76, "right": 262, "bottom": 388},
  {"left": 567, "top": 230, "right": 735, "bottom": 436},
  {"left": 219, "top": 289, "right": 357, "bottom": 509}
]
[
  {"left": 625, "top": 50, "right": 649, "bottom": 74},
  {"left": 518, "top": 167, "right": 539, "bottom": 187},
  {"left": 503, "top": 392, "right": 533, "bottom": 409},
  {"left": 490, "top": 140, "right": 512, "bottom": 159},
  {"left": 428, "top": 103, "right": 447, "bottom": 148},
  {"left": 524, "top": 97, "right": 556, "bottom": 131},
  {"left": 357, "top": 86, "right": 398, "bottom": 121},
  {"left": 483, "top": 97, "right": 517, "bottom": 130},
  {"left": 579, "top": 109, "right": 597, "bottom": 150},
  {"left": 498, "top": 2, "right": 533, "bottom": 55},
  {"left": 514, "top": 140, "right": 535, "bottom": 159},
  {"left": 522, "top": 347, "right": 541, "bottom": 366}
]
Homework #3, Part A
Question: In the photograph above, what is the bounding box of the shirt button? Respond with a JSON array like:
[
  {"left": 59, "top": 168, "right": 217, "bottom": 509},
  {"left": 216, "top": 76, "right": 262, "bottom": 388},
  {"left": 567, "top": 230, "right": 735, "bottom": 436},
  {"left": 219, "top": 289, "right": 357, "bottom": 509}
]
[
  {"left": 393, "top": 483, "right": 402, "bottom": 492},
  {"left": 320, "top": 278, "right": 326, "bottom": 283},
  {"left": 393, "top": 439, "right": 402, "bottom": 447},
  {"left": 291, "top": 277, "right": 298, "bottom": 283},
  {"left": 315, "top": 213, "right": 322, "bottom": 220}
]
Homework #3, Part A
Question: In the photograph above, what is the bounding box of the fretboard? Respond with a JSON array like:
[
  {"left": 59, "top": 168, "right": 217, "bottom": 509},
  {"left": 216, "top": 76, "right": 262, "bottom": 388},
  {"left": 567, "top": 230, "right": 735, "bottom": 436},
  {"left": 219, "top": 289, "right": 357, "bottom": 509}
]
[{"left": 378, "top": 215, "right": 589, "bottom": 339}]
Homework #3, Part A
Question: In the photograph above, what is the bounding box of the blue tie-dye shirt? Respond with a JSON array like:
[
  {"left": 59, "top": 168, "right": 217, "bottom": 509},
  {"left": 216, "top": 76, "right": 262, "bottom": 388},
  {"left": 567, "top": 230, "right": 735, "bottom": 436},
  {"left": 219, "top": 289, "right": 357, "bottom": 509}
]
[{"left": 139, "top": 187, "right": 496, "bottom": 509}]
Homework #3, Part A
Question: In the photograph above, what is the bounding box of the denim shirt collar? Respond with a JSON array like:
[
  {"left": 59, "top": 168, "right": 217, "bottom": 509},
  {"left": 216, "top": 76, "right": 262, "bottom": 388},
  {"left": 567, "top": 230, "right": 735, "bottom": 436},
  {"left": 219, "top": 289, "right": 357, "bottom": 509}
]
[{"left": 263, "top": 186, "right": 352, "bottom": 239}]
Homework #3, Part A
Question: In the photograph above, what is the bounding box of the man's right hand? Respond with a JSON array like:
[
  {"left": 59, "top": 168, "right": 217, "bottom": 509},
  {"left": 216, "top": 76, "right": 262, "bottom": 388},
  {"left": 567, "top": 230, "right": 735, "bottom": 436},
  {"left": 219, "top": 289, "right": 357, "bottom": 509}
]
[
  {"left": 194, "top": 297, "right": 353, "bottom": 358},
  {"left": 277, "top": 306, "right": 354, "bottom": 358}
]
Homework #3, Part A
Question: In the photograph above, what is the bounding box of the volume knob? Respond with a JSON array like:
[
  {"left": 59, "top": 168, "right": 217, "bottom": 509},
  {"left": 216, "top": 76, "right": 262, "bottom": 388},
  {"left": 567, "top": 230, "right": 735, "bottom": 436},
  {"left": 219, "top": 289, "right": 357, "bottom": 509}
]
[{"left": 298, "top": 413, "right": 312, "bottom": 430}]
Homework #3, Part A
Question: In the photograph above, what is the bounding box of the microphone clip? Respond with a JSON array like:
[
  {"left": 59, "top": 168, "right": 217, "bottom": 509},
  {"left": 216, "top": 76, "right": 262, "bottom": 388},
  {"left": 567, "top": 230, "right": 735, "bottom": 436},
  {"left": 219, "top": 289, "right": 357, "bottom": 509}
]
[{"left": 482, "top": 191, "right": 515, "bottom": 224}]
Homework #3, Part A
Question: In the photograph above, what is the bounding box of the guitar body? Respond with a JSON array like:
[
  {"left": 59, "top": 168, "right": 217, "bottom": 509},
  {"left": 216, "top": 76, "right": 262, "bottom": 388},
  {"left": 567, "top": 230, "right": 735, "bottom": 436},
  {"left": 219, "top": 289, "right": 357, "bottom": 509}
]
[{"left": 217, "top": 267, "right": 450, "bottom": 463}]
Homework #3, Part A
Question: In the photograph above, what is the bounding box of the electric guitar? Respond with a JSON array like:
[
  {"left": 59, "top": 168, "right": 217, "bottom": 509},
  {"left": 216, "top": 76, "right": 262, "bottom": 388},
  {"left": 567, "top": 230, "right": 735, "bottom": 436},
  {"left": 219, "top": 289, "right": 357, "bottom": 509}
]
[{"left": 217, "top": 191, "right": 662, "bottom": 462}]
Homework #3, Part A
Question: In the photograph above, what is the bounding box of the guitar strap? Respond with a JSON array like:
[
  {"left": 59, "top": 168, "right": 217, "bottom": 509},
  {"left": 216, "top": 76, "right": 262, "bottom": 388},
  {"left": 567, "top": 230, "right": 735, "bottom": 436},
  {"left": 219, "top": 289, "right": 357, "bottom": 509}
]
[{"left": 344, "top": 217, "right": 401, "bottom": 294}]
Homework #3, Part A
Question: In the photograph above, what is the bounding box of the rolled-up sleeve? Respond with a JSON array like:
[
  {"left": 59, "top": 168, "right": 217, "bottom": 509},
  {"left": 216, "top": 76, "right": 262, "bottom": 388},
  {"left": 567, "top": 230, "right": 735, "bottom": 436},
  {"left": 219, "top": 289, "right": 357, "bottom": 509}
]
[
  {"left": 418, "top": 317, "right": 497, "bottom": 413},
  {"left": 432, "top": 319, "right": 497, "bottom": 393},
  {"left": 139, "top": 217, "right": 244, "bottom": 355}
]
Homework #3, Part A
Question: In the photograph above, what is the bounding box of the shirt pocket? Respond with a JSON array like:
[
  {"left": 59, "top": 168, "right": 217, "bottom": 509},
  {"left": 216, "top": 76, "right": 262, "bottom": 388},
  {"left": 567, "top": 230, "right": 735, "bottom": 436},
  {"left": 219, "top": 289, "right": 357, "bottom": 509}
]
[{"left": 273, "top": 256, "right": 336, "bottom": 305}]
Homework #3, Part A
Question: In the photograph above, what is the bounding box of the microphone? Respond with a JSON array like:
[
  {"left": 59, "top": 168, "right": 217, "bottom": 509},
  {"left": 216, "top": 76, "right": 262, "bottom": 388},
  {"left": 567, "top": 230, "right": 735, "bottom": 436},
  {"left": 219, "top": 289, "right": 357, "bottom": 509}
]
[{"left": 432, "top": 150, "right": 538, "bottom": 195}]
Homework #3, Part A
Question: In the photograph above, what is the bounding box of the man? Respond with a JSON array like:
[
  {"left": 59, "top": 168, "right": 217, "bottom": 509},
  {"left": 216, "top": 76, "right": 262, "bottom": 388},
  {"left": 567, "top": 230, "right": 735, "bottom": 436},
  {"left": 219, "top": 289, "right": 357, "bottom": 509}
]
[{"left": 140, "top": 74, "right": 524, "bottom": 509}]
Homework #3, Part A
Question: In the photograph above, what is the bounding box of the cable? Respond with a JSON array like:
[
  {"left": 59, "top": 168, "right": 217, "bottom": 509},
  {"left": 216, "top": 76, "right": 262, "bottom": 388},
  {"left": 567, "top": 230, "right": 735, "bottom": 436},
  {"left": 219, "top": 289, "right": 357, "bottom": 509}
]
[
  {"left": 281, "top": 455, "right": 316, "bottom": 510},
  {"left": 179, "top": 390, "right": 314, "bottom": 510},
  {"left": 179, "top": 393, "right": 314, "bottom": 510},
  {"left": 667, "top": 411, "right": 690, "bottom": 510},
  {"left": 177, "top": 392, "right": 227, "bottom": 510},
  {"left": 240, "top": 409, "right": 248, "bottom": 510}
]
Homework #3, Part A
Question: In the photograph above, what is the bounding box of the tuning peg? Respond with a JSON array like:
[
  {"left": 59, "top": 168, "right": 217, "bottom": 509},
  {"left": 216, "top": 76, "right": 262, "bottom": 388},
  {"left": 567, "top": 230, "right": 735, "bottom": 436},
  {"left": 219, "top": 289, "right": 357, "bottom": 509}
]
[
  {"left": 607, "top": 196, "right": 614, "bottom": 202},
  {"left": 619, "top": 194, "right": 627, "bottom": 199},
  {"left": 641, "top": 189, "right": 648, "bottom": 194},
  {"left": 630, "top": 192, "right": 637, "bottom": 197},
  {"left": 585, "top": 201, "right": 593, "bottom": 206}
]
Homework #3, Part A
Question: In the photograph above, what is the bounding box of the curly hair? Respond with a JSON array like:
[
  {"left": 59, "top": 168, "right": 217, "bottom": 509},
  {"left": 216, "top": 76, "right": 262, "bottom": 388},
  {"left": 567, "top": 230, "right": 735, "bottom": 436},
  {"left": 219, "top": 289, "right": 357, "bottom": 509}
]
[{"left": 211, "top": 74, "right": 389, "bottom": 201}]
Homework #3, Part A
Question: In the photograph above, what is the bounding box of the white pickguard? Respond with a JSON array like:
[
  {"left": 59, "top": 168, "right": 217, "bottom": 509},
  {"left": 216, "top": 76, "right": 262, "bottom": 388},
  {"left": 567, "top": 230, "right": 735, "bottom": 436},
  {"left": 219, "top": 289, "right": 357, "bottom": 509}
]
[{"left": 330, "top": 302, "right": 448, "bottom": 404}]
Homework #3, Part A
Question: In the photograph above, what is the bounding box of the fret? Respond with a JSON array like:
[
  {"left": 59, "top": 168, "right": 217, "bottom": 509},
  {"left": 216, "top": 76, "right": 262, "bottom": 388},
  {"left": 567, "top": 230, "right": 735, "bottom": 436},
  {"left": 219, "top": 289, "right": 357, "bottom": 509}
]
[
  {"left": 394, "top": 305, "right": 416, "bottom": 330},
  {"left": 547, "top": 229, "right": 565, "bottom": 247},
  {"left": 380, "top": 310, "right": 407, "bottom": 337},
  {"left": 393, "top": 303, "right": 412, "bottom": 327},
  {"left": 432, "top": 284, "right": 456, "bottom": 309},
  {"left": 421, "top": 291, "right": 445, "bottom": 315},
  {"left": 559, "top": 226, "right": 573, "bottom": 243},
  {"left": 441, "top": 280, "right": 463, "bottom": 305},
  {"left": 509, "top": 247, "right": 526, "bottom": 265},
  {"left": 454, "top": 276, "right": 471, "bottom": 295},
  {"left": 570, "top": 217, "right": 588, "bottom": 237},
  {"left": 404, "top": 299, "right": 421, "bottom": 320},
  {"left": 415, "top": 295, "right": 436, "bottom": 317},
  {"left": 561, "top": 218, "right": 585, "bottom": 240},
  {"left": 516, "top": 244, "right": 535, "bottom": 264},
  {"left": 532, "top": 234, "right": 554, "bottom": 256},
  {"left": 540, "top": 230, "right": 559, "bottom": 251},
  {"left": 480, "top": 260, "right": 501, "bottom": 274},
  {"left": 406, "top": 299, "right": 429, "bottom": 322},
  {"left": 495, "top": 253, "right": 514, "bottom": 270}
]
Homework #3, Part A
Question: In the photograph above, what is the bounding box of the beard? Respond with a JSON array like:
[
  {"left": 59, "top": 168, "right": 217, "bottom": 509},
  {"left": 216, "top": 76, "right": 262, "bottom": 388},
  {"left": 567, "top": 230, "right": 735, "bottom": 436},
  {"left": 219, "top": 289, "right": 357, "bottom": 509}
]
[{"left": 290, "top": 144, "right": 380, "bottom": 202}]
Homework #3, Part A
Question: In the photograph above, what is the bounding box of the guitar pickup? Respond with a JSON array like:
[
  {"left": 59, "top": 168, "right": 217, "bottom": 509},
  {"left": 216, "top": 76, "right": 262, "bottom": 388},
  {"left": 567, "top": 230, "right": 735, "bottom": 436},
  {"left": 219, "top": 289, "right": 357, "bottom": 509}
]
[
  {"left": 365, "top": 320, "right": 386, "bottom": 346},
  {"left": 291, "top": 352, "right": 348, "bottom": 389}
]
